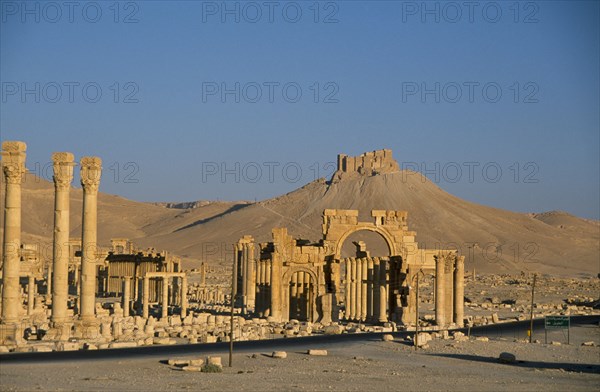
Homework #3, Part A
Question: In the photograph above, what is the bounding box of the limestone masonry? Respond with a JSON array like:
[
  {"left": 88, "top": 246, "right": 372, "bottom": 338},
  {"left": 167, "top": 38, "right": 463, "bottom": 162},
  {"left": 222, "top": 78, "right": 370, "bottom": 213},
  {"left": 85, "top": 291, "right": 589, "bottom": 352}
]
[{"left": 0, "top": 142, "right": 470, "bottom": 351}]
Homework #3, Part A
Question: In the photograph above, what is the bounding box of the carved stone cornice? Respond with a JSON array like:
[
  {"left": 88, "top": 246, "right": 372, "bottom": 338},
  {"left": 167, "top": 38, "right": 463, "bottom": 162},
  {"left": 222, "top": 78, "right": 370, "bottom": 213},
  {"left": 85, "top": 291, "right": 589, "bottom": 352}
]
[
  {"left": 1, "top": 141, "right": 27, "bottom": 185},
  {"left": 52, "top": 152, "right": 75, "bottom": 190},
  {"left": 80, "top": 156, "right": 102, "bottom": 193}
]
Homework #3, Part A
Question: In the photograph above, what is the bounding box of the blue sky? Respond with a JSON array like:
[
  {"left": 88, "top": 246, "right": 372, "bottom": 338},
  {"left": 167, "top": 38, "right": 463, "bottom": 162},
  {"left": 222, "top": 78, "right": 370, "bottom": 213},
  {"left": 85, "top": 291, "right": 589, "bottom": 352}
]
[{"left": 1, "top": 1, "right": 599, "bottom": 219}]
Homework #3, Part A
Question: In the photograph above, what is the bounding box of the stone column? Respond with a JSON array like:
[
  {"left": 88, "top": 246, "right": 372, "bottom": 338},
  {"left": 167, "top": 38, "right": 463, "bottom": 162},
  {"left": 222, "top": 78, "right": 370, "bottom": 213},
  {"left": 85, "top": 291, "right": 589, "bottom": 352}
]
[
  {"left": 372, "top": 258, "right": 380, "bottom": 322},
  {"left": 270, "top": 255, "right": 282, "bottom": 321},
  {"left": 445, "top": 258, "right": 454, "bottom": 324},
  {"left": 290, "top": 272, "right": 298, "bottom": 318},
  {"left": 453, "top": 256, "right": 465, "bottom": 327},
  {"left": 142, "top": 276, "right": 149, "bottom": 318},
  {"left": 27, "top": 275, "right": 35, "bottom": 316},
  {"left": 355, "top": 258, "right": 362, "bottom": 321},
  {"left": 51, "top": 152, "right": 75, "bottom": 324},
  {"left": 122, "top": 277, "right": 130, "bottom": 317},
  {"left": 1, "top": 141, "right": 27, "bottom": 324},
  {"left": 344, "top": 259, "right": 351, "bottom": 320},
  {"left": 361, "top": 258, "right": 368, "bottom": 322},
  {"left": 367, "top": 257, "right": 374, "bottom": 322},
  {"left": 46, "top": 265, "right": 52, "bottom": 303},
  {"left": 435, "top": 255, "right": 446, "bottom": 327},
  {"left": 181, "top": 275, "right": 188, "bottom": 318},
  {"left": 350, "top": 258, "right": 357, "bottom": 320},
  {"left": 247, "top": 242, "right": 256, "bottom": 310},
  {"left": 378, "top": 258, "right": 388, "bottom": 323},
  {"left": 265, "top": 261, "right": 271, "bottom": 316},
  {"left": 239, "top": 244, "right": 247, "bottom": 309},
  {"left": 80, "top": 157, "right": 102, "bottom": 321},
  {"left": 161, "top": 277, "right": 169, "bottom": 319},
  {"left": 200, "top": 263, "right": 206, "bottom": 286}
]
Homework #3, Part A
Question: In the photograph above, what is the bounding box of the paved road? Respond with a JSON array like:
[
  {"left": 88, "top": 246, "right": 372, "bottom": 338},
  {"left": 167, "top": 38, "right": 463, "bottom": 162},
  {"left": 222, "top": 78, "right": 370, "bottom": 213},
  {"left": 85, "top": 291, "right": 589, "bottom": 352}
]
[{"left": 1, "top": 315, "right": 597, "bottom": 363}]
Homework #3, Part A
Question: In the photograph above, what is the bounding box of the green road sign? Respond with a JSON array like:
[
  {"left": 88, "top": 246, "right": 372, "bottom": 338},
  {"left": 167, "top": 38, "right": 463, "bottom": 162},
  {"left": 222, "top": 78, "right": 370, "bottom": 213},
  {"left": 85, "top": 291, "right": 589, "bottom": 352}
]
[{"left": 545, "top": 315, "right": 570, "bottom": 329}]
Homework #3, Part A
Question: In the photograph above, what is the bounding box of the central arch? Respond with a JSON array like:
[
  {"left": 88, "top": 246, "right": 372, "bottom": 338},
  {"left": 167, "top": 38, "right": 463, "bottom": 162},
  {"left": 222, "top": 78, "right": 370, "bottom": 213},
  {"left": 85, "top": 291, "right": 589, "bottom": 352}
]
[{"left": 332, "top": 225, "right": 398, "bottom": 260}]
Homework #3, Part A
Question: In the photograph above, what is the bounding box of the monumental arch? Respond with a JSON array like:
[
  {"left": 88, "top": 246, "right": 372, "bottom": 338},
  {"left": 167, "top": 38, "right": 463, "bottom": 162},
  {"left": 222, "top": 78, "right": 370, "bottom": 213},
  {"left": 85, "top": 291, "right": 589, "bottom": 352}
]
[{"left": 235, "top": 208, "right": 465, "bottom": 327}]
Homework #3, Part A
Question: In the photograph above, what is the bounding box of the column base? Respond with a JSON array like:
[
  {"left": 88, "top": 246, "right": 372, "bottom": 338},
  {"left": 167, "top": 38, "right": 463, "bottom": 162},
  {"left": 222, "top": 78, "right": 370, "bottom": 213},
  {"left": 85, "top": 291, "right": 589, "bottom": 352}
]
[
  {"left": 44, "top": 321, "right": 73, "bottom": 341},
  {"left": 73, "top": 319, "right": 100, "bottom": 339},
  {"left": 0, "top": 322, "right": 23, "bottom": 346}
]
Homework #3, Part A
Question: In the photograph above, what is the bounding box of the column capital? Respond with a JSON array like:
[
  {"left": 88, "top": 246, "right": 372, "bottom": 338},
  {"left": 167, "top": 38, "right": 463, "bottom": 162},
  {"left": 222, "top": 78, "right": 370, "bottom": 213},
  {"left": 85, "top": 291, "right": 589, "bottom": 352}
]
[
  {"left": 1, "top": 141, "right": 27, "bottom": 184},
  {"left": 80, "top": 156, "right": 102, "bottom": 193},
  {"left": 52, "top": 152, "right": 75, "bottom": 190}
]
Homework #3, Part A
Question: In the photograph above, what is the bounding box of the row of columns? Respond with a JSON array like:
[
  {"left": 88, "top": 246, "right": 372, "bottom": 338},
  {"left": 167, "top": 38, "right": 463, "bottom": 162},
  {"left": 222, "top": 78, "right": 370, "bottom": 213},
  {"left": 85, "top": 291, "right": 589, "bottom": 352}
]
[
  {"left": 141, "top": 274, "right": 187, "bottom": 319},
  {"left": 50, "top": 153, "right": 102, "bottom": 326},
  {"left": 289, "top": 271, "right": 313, "bottom": 321},
  {"left": 0, "top": 142, "right": 102, "bottom": 331},
  {"left": 435, "top": 254, "right": 465, "bottom": 327},
  {"left": 255, "top": 259, "right": 271, "bottom": 317},
  {"left": 343, "top": 257, "right": 388, "bottom": 323},
  {"left": 234, "top": 238, "right": 256, "bottom": 312}
]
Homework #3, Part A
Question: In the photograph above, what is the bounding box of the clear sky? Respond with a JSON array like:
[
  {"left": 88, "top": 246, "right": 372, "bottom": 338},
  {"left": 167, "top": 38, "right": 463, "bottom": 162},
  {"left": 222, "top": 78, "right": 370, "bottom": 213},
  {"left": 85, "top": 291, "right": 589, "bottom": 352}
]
[{"left": 1, "top": 1, "right": 599, "bottom": 219}]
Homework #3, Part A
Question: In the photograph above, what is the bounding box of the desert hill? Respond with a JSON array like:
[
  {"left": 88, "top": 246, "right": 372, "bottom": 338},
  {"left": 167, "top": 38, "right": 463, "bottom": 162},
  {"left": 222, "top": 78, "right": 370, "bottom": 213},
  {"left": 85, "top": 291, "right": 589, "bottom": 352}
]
[{"left": 1, "top": 167, "right": 598, "bottom": 278}]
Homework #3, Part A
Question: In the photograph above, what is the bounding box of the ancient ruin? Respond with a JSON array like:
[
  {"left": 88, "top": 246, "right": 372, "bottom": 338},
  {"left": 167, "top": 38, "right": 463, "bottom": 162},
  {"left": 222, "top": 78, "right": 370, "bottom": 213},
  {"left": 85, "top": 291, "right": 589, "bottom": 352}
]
[
  {"left": 234, "top": 208, "right": 465, "bottom": 327},
  {"left": 0, "top": 143, "right": 467, "bottom": 351},
  {"left": 0, "top": 141, "right": 190, "bottom": 347}
]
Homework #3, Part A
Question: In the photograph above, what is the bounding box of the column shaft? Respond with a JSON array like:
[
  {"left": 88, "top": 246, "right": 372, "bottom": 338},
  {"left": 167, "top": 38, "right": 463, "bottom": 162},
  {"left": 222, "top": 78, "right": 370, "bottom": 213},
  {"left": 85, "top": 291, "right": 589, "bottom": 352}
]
[
  {"left": 50, "top": 152, "right": 74, "bottom": 324},
  {"left": 366, "top": 257, "right": 374, "bottom": 322},
  {"left": 27, "top": 275, "right": 35, "bottom": 316},
  {"left": 372, "top": 258, "right": 380, "bottom": 322},
  {"left": 435, "top": 255, "right": 446, "bottom": 327},
  {"left": 350, "top": 258, "right": 357, "bottom": 320},
  {"left": 1, "top": 141, "right": 26, "bottom": 324},
  {"left": 453, "top": 256, "right": 465, "bottom": 327},
  {"left": 181, "top": 276, "right": 188, "bottom": 318},
  {"left": 161, "top": 277, "right": 169, "bottom": 319},
  {"left": 142, "top": 277, "right": 149, "bottom": 318},
  {"left": 80, "top": 157, "right": 102, "bottom": 321},
  {"left": 378, "top": 258, "right": 388, "bottom": 323},
  {"left": 344, "top": 259, "right": 351, "bottom": 320},
  {"left": 122, "top": 277, "right": 130, "bottom": 317},
  {"left": 361, "top": 258, "right": 368, "bottom": 321},
  {"left": 270, "top": 256, "right": 282, "bottom": 321}
]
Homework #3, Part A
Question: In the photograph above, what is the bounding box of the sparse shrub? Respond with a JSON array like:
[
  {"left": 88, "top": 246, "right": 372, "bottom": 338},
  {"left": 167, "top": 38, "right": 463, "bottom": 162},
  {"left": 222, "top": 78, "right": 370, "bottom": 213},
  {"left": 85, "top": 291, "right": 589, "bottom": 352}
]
[{"left": 202, "top": 363, "right": 223, "bottom": 373}]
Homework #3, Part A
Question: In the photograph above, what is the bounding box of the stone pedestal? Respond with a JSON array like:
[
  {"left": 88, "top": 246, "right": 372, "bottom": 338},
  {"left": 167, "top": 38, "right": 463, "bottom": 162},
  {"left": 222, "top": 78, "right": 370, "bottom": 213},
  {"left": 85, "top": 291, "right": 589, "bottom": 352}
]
[{"left": 73, "top": 319, "right": 100, "bottom": 339}]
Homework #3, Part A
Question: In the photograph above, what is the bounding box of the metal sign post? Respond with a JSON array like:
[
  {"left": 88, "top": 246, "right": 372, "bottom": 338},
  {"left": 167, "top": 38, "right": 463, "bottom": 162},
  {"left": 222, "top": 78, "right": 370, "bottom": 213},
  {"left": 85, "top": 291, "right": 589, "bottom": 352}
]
[{"left": 544, "top": 315, "right": 570, "bottom": 344}]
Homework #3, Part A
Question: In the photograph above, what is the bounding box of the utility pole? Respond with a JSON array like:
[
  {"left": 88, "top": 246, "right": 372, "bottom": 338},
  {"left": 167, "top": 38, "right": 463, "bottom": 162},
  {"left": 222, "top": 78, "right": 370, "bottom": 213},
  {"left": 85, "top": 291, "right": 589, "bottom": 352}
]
[{"left": 529, "top": 274, "right": 536, "bottom": 343}]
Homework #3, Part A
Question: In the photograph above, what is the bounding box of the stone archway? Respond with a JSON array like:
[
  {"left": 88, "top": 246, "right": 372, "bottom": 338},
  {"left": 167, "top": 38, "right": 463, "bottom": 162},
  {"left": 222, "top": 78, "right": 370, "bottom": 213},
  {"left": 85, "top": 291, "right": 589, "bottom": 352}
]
[
  {"left": 283, "top": 267, "right": 318, "bottom": 322},
  {"left": 321, "top": 209, "right": 408, "bottom": 261}
]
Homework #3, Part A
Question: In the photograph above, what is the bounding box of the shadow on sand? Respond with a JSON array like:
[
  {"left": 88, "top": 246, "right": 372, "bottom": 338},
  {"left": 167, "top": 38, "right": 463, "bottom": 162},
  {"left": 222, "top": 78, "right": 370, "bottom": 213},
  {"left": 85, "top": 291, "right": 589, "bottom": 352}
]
[{"left": 426, "top": 353, "right": 600, "bottom": 375}]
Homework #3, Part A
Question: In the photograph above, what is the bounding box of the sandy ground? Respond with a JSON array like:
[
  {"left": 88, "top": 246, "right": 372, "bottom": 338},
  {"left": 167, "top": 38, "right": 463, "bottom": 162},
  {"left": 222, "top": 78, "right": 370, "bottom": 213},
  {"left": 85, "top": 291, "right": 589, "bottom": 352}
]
[{"left": 1, "top": 324, "right": 598, "bottom": 392}]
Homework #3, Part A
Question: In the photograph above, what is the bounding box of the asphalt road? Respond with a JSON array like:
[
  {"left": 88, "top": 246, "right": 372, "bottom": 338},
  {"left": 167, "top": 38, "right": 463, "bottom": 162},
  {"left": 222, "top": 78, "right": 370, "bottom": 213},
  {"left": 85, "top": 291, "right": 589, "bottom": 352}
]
[{"left": 1, "top": 315, "right": 597, "bottom": 363}]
